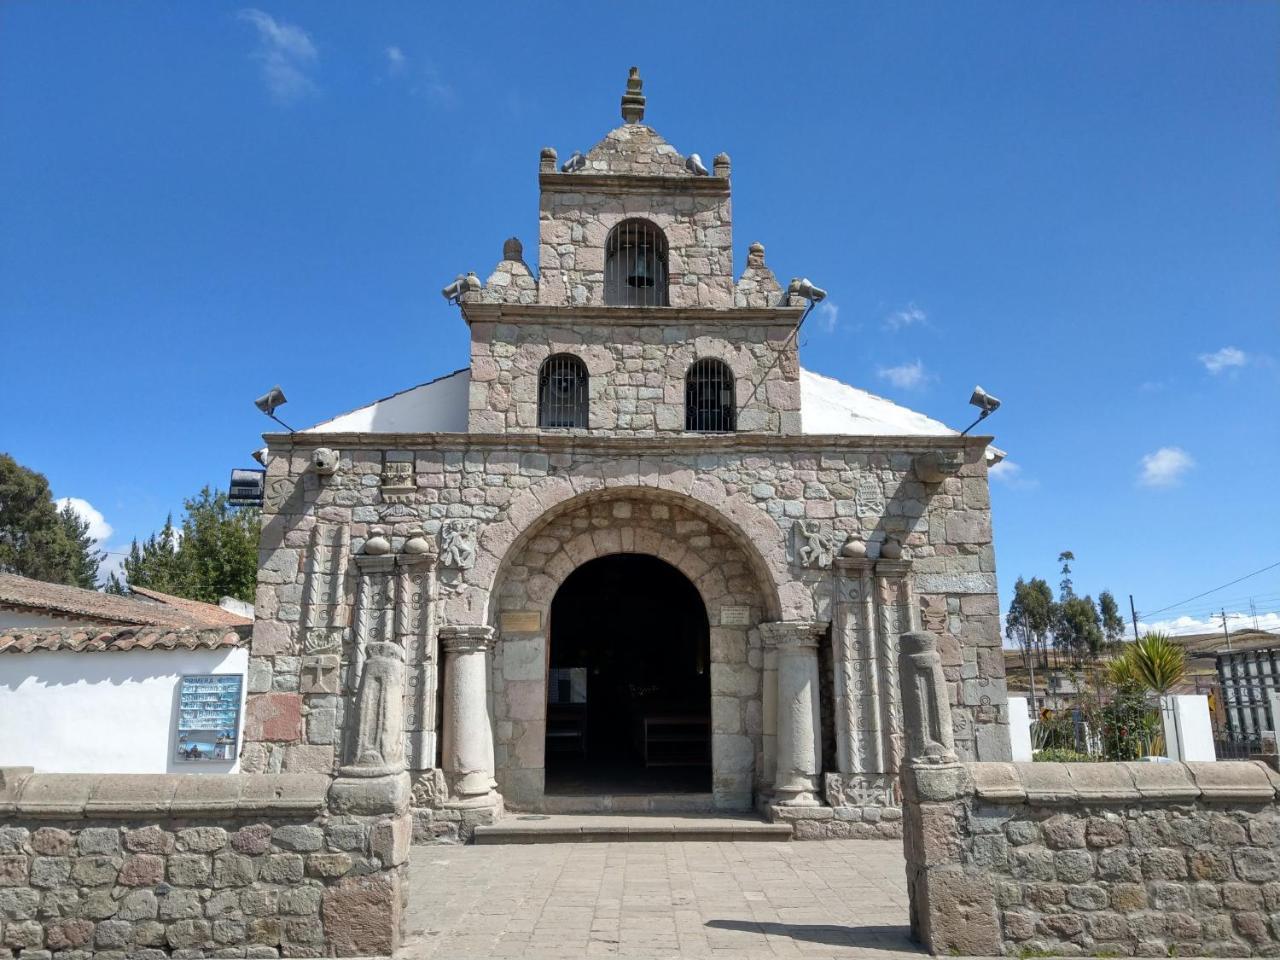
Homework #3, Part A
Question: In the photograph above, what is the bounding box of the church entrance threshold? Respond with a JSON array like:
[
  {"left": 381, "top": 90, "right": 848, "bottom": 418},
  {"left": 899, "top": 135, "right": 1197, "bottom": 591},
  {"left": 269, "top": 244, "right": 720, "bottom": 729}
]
[{"left": 544, "top": 553, "right": 712, "bottom": 799}]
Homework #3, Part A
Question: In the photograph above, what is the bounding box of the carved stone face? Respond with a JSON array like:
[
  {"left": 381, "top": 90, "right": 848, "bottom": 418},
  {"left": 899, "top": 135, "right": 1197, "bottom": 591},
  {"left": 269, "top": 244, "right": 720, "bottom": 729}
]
[
  {"left": 914, "top": 449, "right": 965, "bottom": 484},
  {"left": 311, "top": 447, "right": 339, "bottom": 476}
]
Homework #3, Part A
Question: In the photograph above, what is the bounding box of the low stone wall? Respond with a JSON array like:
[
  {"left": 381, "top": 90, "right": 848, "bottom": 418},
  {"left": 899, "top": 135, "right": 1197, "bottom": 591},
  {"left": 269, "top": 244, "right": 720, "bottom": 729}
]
[
  {"left": 0, "top": 769, "right": 409, "bottom": 958},
  {"left": 903, "top": 759, "right": 1280, "bottom": 957}
]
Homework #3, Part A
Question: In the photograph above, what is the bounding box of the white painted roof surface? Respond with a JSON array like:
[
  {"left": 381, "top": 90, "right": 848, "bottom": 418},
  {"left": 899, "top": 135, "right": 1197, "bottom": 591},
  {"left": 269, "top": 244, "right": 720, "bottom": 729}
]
[
  {"left": 300, "top": 367, "right": 1001, "bottom": 462},
  {"left": 799, "top": 368, "right": 956, "bottom": 437},
  {"left": 304, "top": 369, "right": 470, "bottom": 433}
]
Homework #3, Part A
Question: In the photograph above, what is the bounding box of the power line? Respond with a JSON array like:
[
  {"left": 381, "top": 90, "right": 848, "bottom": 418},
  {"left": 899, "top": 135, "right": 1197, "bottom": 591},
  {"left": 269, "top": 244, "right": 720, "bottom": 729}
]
[{"left": 1142, "top": 560, "right": 1280, "bottom": 617}]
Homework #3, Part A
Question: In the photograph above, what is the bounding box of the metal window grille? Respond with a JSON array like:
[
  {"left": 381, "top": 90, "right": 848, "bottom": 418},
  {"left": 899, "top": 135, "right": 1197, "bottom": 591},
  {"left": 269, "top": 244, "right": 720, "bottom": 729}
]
[
  {"left": 604, "top": 219, "right": 669, "bottom": 307},
  {"left": 685, "top": 358, "right": 736, "bottom": 432},
  {"left": 538, "top": 354, "right": 589, "bottom": 429}
]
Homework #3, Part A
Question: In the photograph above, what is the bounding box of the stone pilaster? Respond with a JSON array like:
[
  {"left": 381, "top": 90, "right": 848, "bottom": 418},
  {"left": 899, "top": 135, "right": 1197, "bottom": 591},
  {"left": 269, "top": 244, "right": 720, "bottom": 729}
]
[
  {"left": 396, "top": 543, "right": 438, "bottom": 773},
  {"left": 440, "top": 625, "right": 499, "bottom": 808},
  {"left": 874, "top": 558, "right": 916, "bottom": 775},
  {"left": 761, "top": 621, "right": 826, "bottom": 807}
]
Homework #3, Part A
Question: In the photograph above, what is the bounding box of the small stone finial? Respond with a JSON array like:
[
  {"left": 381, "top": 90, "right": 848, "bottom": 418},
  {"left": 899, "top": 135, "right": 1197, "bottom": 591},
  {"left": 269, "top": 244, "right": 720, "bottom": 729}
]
[
  {"left": 713, "top": 152, "right": 731, "bottom": 177},
  {"left": 747, "top": 242, "right": 766, "bottom": 269},
  {"left": 404, "top": 530, "right": 435, "bottom": 556},
  {"left": 363, "top": 527, "right": 390, "bottom": 556},
  {"left": 880, "top": 538, "right": 903, "bottom": 560},
  {"left": 502, "top": 237, "right": 523, "bottom": 262},
  {"left": 839, "top": 537, "right": 867, "bottom": 559},
  {"left": 621, "top": 66, "right": 645, "bottom": 124},
  {"left": 539, "top": 146, "right": 557, "bottom": 172}
]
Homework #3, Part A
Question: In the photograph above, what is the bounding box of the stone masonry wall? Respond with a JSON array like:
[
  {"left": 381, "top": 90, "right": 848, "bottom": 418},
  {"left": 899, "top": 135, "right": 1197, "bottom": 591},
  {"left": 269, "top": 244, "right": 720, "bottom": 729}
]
[
  {"left": 249, "top": 436, "right": 1009, "bottom": 806},
  {"left": 0, "top": 770, "right": 409, "bottom": 959},
  {"left": 902, "top": 759, "right": 1280, "bottom": 958},
  {"left": 465, "top": 314, "right": 802, "bottom": 435}
]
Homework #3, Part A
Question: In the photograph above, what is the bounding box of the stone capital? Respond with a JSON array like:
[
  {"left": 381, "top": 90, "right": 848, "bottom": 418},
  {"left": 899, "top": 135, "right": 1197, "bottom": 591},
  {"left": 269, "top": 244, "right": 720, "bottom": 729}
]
[
  {"left": 759, "top": 620, "right": 827, "bottom": 650},
  {"left": 354, "top": 554, "right": 396, "bottom": 575},
  {"left": 875, "top": 559, "right": 912, "bottom": 578},
  {"left": 833, "top": 557, "right": 875, "bottom": 576},
  {"left": 439, "top": 625, "right": 496, "bottom": 655}
]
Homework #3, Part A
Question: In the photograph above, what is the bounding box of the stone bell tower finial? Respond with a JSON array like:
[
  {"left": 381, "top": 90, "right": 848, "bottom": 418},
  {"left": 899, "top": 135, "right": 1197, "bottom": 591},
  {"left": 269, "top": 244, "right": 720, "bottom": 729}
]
[{"left": 621, "top": 66, "right": 645, "bottom": 124}]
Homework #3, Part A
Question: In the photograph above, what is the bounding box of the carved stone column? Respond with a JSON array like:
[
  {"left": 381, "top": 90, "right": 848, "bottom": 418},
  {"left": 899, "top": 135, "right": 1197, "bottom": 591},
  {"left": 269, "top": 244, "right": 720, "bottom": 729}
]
[
  {"left": 898, "top": 630, "right": 957, "bottom": 766},
  {"left": 832, "top": 556, "right": 881, "bottom": 775},
  {"left": 874, "top": 555, "right": 916, "bottom": 774},
  {"left": 396, "top": 537, "right": 437, "bottom": 773},
  {"left": 761, "top": 621, "right": 825, "bottom": 806},
  {"left": 439, "top": 625, "right": 497, "bottom": 807}
]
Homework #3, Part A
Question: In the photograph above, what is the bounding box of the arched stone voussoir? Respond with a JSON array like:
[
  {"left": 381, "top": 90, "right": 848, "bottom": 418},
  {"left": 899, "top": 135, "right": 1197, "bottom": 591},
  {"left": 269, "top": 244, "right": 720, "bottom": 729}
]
[{"left": 482, "top": 481, "right": 786, "bottom": 624}]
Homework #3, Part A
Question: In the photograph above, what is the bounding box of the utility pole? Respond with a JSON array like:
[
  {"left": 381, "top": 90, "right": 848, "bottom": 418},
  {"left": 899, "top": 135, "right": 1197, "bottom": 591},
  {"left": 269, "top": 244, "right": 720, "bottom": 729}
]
[
  {"left": 1250, "top": 600, "right": 1260, "bottom": 631},
  {"left": 1220, "top": 608, "right": 1232, "bottom": 652},
  {"left": 1129, "top": 595, "right": 1140, "bottom": 642}
]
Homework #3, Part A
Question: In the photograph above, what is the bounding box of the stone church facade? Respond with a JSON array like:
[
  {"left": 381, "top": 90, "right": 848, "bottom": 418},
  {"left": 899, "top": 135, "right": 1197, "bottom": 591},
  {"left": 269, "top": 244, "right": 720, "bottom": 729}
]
[{"left": 245, "top": 70, "right": 1011, "bottom": 841}]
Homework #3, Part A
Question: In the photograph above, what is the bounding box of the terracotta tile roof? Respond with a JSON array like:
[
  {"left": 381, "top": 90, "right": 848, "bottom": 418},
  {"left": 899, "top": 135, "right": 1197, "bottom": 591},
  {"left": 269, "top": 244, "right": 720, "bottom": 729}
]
[
  {"left": 127, "top": 585, "right": 252, "bottom": 627},
  {"left": 0, "top": 573, "right": 249, "bottom": 629},
  {"left": 0, "top": 623, "right": 251, "bottom": 655}
]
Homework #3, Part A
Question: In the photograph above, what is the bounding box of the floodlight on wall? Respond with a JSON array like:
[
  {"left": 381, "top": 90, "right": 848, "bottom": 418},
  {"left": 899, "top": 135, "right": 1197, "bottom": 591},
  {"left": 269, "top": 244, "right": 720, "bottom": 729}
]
[
  {"left": 254, "top": 385, "right": 295, "bottom": 433},
  {"left": 441, "top": 272, "right": 481, "bottom": 305},
  {"left": 960, "top": 386, "right": 1002, "bottom": 435},
  {"left": 561, "top": 151, "right": 587, "bottom": 173},
  {"left": 783, "top": 277, "right": 830, "bottom": 344},
  {"left": 685, "top": 153, "right": 709, "bottom": 176}
]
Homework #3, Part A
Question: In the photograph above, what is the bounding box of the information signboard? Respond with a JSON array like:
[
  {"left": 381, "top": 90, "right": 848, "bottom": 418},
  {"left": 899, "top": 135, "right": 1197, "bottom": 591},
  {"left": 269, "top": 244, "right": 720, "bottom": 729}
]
[{"left": 175, "top": 674, "right": 242, "bottom": 762}]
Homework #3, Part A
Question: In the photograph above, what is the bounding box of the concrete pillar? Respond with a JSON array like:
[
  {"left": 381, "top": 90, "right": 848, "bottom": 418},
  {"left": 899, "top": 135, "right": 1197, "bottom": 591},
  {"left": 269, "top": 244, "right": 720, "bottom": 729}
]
[
  {"left": 440, "top": 625, "right": 497, "bottom": 806},
  {"left": 762, "top": 621, "right": 825, "bottom": 806}
]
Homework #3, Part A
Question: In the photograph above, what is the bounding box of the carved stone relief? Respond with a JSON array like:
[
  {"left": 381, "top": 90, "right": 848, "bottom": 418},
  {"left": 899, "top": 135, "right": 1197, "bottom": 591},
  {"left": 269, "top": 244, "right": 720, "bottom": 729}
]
[
  {"left": 898, "top": 630, "right": 957, "bottom": 766},
  {"left": 791, "top": 520, "right": 838, "bottom": 569},
  {"left": 439, "top": 519, "right": 478, "bottom": 569},
  {"left": 855, "top": 476, "right": 884, "bottom": 518},
  {"left": 380, "top": 461, "right": 415, "bottom": 503}
]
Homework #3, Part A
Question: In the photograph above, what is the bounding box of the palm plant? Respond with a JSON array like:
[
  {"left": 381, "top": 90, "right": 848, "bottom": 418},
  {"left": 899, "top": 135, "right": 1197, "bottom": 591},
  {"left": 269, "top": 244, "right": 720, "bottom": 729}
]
[{"left": 1107, "top": 632, "right": 1186, "bottom": 696}]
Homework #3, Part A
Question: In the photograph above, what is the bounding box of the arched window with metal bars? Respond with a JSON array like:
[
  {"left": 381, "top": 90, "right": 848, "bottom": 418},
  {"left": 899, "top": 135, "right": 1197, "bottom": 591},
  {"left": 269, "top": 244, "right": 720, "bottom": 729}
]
[
  {"left": 685, "top": 358, "right": 736, "bottom": 432},
  {"left": 538, "top": 354, "right": 590, "bottom": 429},
  {"left": 604, "top": 219, "right": 669, "bottom": 307}
]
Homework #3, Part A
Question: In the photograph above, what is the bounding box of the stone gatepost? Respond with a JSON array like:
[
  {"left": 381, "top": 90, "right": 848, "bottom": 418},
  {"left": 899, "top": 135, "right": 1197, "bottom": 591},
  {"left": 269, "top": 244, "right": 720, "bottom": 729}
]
[
  {"left": 761, "top": 621, "right": 826, "bottom": 813},
  {"left": 439, "top": 625, "right": 501, "bottom": 815}
]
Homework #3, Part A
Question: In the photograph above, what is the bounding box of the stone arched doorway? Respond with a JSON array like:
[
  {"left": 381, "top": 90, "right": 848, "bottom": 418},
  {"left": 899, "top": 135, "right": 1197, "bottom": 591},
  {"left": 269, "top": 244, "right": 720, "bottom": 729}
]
[
  {"left": 487, "top": 489, "right": 774, "bottom": 812},
  {"left": 544, "top": 554, "right": 711, "bottom": 796}
]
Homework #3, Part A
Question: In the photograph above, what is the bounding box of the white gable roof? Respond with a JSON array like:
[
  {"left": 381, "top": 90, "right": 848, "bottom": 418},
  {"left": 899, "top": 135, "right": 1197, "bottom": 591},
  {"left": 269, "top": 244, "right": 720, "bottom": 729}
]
[
  {"left": 304, "top": 369, "right": 470, "bottom": 433},
  {"left": 301, "top": 366, "right": 992, "bottom": 453},
  {"left": 799, "top": 369, "right": 955, "bottom": 437}
]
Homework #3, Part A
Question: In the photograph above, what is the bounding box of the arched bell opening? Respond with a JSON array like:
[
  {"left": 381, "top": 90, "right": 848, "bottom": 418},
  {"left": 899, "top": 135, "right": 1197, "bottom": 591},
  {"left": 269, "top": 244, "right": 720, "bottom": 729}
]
[{"left": 544, "top": 553, "right": 711, "bottom": 795}]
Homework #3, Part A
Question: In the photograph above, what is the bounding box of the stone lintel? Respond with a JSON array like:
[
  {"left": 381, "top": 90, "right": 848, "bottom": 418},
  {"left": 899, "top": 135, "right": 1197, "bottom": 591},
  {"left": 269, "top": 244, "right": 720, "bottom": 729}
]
[
  {"left": 266, "top": 431, "right": 991, "bottom": 458},
  {"left": 461, "top": 302, "right": 804, "bottom": 327},
  {"left": 2, "top": 773, "right": 329, "bottom": 819},
  {"left": 539, "top": 171, "right": 730, "bottom": 196},
  {"left": 875, "top": 559, "right": 911, "bottom": 578},
  {"left": 833, "top": 558, "right": 874, "bottom": 576}
]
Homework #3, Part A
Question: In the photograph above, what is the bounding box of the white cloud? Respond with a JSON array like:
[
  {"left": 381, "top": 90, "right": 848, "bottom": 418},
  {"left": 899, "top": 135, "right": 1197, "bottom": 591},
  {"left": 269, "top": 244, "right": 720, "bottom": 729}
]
[
  {"left": 988, "top": 460, "right": 1038, "bottom": 490},
  {"left": 385, "top": 45, "right": 407, "bottom": 74},
  {"left": 238, "top": 9, "right": 318, "bottom": 105},
  {"left": 1138, "top": 446, "right": 1194, "bottom": 488},
  {"left": 876, "top": 359, "right": 929, "bottom": 390},
  {"left": 1199, "top": 346, "right": 1247, "bottom": 375},
  {"left": 1139, "top": 611, "right": 1280, "bottom": 637},
  {"left": 55, "top": 497, "right": 113, "bottom": 543},
  {"left": 815, "top": 301, "right": 839, "bottom": 333},
  {"left": 884, "top": 302, "right": 927, "bottom": 331}
]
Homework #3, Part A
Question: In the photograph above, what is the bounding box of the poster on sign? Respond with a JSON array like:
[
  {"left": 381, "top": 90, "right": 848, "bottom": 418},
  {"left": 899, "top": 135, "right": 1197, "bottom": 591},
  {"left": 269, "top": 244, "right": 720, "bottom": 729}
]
[{"left": 175, "top": 674, "right": 242, "bottom": 762}]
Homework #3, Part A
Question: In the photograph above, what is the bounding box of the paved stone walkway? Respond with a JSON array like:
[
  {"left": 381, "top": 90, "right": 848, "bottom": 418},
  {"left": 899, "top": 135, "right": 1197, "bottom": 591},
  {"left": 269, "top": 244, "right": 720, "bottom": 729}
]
[{"left": 400, "top": 839, "right": 922, "bottom": 958}]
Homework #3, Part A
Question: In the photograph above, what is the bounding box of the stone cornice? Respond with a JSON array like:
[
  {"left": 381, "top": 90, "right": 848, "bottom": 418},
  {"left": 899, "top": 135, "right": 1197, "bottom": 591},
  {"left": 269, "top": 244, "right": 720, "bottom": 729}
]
[
  {"left": 539, "top": 171, "right": 730, "bottom": 197},
  {"left": 269, "top": 431, "right": 993, "bottom": 456},
  {"left": 460, "top": 302, "right": 805, "bottom": 327}
]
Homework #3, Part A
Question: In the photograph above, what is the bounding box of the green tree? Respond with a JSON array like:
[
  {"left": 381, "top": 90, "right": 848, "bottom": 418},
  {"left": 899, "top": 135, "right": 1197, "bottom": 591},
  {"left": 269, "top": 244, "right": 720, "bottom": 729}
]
[
  {"left": 1056, "top": 594, "right": 1103, "bottom": 664},
  {"left": 1006, "top": 576, "right": 1055, "bottom": 709},
  {"left": 1098, "top": 590, "right": 1126, "bottom": 649},
  {"left": 109, "top": 489, "right": 259, "bottom": 604},
  {"left": 1057, "top": 550, "right": 1075, "bottom": 601},
  {"left": 0, "top": 453, "right": 103, "bottom": 587}
]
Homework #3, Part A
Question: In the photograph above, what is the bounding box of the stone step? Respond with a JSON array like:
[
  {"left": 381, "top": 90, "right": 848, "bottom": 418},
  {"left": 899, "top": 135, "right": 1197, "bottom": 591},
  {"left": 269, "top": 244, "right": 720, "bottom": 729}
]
[
  {"left": 473, "top": 813, "right": 794, "bottom": 844},
  {"left": 539, "top": 792, "right": 718, "bottom": 814}
]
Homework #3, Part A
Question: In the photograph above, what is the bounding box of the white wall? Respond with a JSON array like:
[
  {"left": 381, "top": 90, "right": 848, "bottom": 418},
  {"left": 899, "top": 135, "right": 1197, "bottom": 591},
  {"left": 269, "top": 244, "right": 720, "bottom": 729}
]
[
  {"left": 0, "top": 648, "right": 248, "bottom": 774},
  {"left": 1160, "top": 694, "right": 1217, "bottom": 762},
  {"left": 1008, "top": 695, "right": 1034, "bottom": 761},
  {"left": 0, "top": 609, "right": 75, "bottom": 629}
]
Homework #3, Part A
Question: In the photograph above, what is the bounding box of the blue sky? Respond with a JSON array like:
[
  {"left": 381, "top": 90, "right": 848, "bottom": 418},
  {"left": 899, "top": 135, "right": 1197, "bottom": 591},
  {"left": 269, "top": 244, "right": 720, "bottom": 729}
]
[{"left": 2, "top": 2, "right": 1277, "bottom": 636}]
